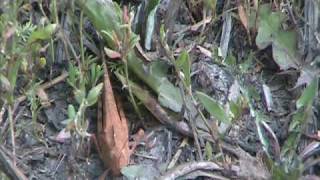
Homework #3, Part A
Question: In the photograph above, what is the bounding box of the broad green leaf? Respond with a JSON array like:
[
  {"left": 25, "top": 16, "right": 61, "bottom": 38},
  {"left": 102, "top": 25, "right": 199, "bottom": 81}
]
[
  {"left": 255, "top": 4, "right": 298, "bottom": 70},
  {"left": 149, "top": 61, "right": 169, "bottom": 78},
  {"left": 255, "top": 4, "right": 282, "bottom": 49},
  {"left": 296, "top": 78, "right": 318, "bottom": 109},
  {"left": 158, "top": 79, "right": 182, "bottom": 112},
  {"left": 76, "top": 0, "right": 122, "bottom": 48},
  {"left": 272, "top": 31, "right": 299, "bottom": 70},
  {"left": 86, "top": 83, "right": 103, "bottom": 106},
  {"left": 74, "top": 89, "right": 85, "bottom": 104},
  {"left": 28, "top": 24, "right": 57, "bottom": 44},
  {"left": 196, "top": 91, "right": 230, "bottom": 123},
  {"left": 176, "top": 50, "right": 191, "bottom": 87}
]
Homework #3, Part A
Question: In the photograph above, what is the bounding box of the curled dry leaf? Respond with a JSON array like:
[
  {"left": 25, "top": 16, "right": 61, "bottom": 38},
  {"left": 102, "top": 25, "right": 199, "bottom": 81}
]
[
  {"left": 104, "top": 47, "right": 121, "bottom": 59},
  {"left": 36, "top": 88, "right": 51, "bottom": 107},
  {"left": 97, "top": 62, "right": 130, "bottom": 176},
  {"left": 238, "top": 3, "right": 249, "bottom": 33}
]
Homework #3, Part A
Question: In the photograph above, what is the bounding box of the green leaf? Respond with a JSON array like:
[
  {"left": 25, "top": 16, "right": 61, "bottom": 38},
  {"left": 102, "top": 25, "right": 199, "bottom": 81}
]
[
  {"left": 74, "top": 89, "right": 85, "bottom": 104},
  {"left": 205, "top": 141, "right": 213, "bottom": 160},
  {"left": 229, "top": 100, "right": 241, "bottom": 120},
  {"left": 271, "top": 31, "right": 299, "bottom": 70},
  {"left": 256, "top": 4, "right": 282, "bottom": 49},
  {"left": 145, "top": 5, "right": 158, "bottom": 50},
  {"left": 28, "top": 24, "right": 57, "bottom": 44},
  {"left": 86, "top": 83, "right": 103, "bottom": 106},
  {"left": 68, "top": 104, "right": 76, "bottom": 119},
  {"left": 176, "top": 50, "right": 191, "bottom": 87},
  {"left": 196, "top": 91, "right": 230, "bottom": 123},
  {"left": 296, "top": 78, "right": 318, "bottom": 109},
  {"left": 7, "top": 60, "right": 21, "bottom": 93},
  {"left": 67, "top": 64, "right": 79, "bottom": 88},
  {"left": 160, "top": 24, "right": 166, "bottom": 41},
  {"left": 145, "top": 0, "right": 160, "bottom": 15},
  {"left": 129, "top": 34, "right": 140, "bottom": 49},
  {"left": 255, "top": 4, "right": 298, "bottom": 70},
  {"left": 76, "top": 0, "right": 122, "bottom": 48},
  {"left": 158, "top": 79, "right": 183, "bottom": 112}
]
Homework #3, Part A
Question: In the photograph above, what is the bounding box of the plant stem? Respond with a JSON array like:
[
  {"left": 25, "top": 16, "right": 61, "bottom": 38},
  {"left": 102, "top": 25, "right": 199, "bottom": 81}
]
[
  {"left": 124, "top": 56, "right": 142, "bottom": 120},
  {"left": 8, "top": 105, "right": 16, "bottom": 166}
]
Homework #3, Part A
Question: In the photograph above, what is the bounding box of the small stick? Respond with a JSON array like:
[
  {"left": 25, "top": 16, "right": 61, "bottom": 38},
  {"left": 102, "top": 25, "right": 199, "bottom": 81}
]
[
  {"left": 167, "top": 138, "right": 188, "bottom": 169},
  {"left": 15, "top": 70, "right": 68, "bottom": 104}
]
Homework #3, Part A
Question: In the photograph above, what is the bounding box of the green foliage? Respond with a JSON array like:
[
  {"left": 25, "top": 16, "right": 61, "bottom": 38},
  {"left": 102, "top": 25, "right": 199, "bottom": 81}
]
[
  {"left": 296, "top": 78, "right": 318, "bottom": 109},
  {"left": 86, "top": 83, "right": 103, "bottom": 106},
  {"left": 26, "top": 82, "right": 42, "bottom": 127},
  {"left": 144, "top": 0, "right": 160, "bottom": 50},
  {"left": 66, "top": 56, "right": 103, "bottom": 137},
  {"left": 76, "top": 0, "right": 122, "bottom": 48},
  {"left": 158, "top": 80, "right": 183, "bottom": 112},
  {"left": 77, "top": 0, "right": 185, "bottom": 114},
  {"left": 204, "top": 141, "right": 213, "bottom": 160},
  {"left": 196, "top": 91, "right": 230, "bottom": 124},
  {"left": 280, "top": 78, "right": 318, "bottom": 173},
  {"left": 28, "top": 24, "right": 57, "bottom": 44},
  {"left": 175, "top": 50, "right": 191, "bottom": 88},
  {"left": 266, "top": 158, "right": 301, "bottom": 180},
  {"left": 256, "top": 4, "right": 299, "bottom": 70}
]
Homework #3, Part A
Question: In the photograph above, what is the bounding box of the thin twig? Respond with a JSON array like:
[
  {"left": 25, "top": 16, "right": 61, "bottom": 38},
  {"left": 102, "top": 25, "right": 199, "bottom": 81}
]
[
  {"left": 167, "top": 138, "right": 188, "bottom": 169},
  {"left": 15, "top": 70, "right": 68, "bottom": 104},
  {"left": 8, "top": 105, "right": 15, "bottom": 166}
]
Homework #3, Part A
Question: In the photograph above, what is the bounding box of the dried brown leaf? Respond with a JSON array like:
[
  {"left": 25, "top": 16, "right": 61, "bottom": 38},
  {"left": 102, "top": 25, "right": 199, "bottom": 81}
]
[
  {"left": 238, "top": 4, "right": 249, "bottom": 32},
  {"left": 104, "top": 47, "right": 121, "bottom": 59},
  {"left": 97, "top": 62, "right": 130, "bottom": 176}
]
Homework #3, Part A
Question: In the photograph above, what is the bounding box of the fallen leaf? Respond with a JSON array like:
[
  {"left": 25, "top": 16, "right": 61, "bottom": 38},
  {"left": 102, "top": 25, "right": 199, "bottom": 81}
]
[
  {"left": 196, "top": 45, "right": 212, "bottom": 57},
  {"left": 36, "top": 88, "right": 51, "bottom": 107},
  {"left": 238, "top": 3, "right": 249, "bottom": 32},
  {"left": 104, "top": 47, "right": 121, "bottom": 59},
  {"left": 97, "top": 62, "right": 130, "bottom": 176},
  {"left": 55, "top": 128, "right": 71, "bottom": 143}
]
